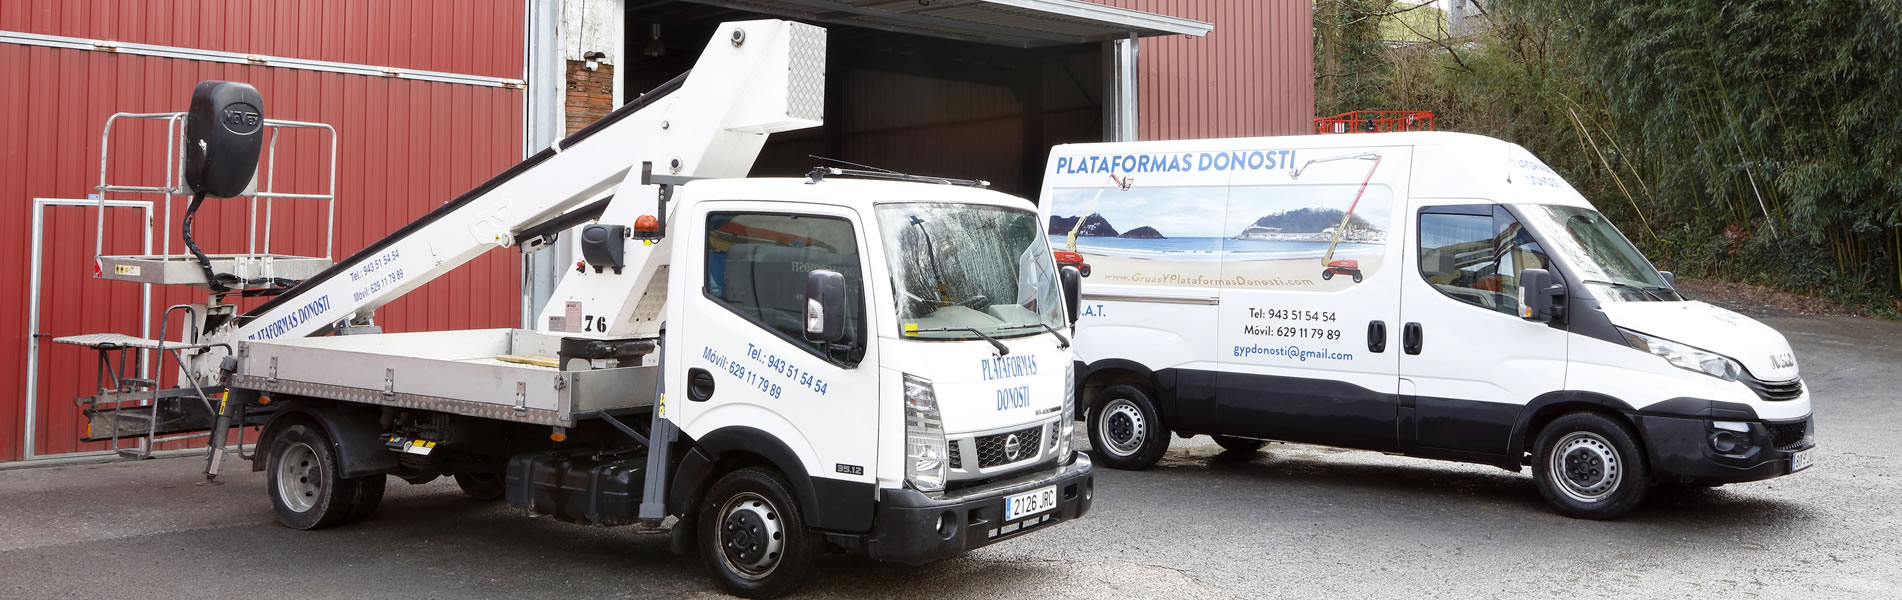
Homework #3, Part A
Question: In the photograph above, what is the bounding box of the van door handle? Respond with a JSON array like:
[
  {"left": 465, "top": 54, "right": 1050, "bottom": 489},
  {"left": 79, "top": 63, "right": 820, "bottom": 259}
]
[
  {"left": 1367, "top": 320, "right": 1387, "bottom": 353},
  {"left": 1402, "top": 322, "right": 1423, "bottom": 355},
  {"left": 687, "top": 368, "right": 716, "bottom": 402}
]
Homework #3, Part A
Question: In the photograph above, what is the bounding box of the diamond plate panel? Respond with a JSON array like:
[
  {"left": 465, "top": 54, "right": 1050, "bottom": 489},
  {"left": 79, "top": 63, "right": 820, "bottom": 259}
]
[{"left": 786, "top": 23, "right": 826, "bottom": 122}]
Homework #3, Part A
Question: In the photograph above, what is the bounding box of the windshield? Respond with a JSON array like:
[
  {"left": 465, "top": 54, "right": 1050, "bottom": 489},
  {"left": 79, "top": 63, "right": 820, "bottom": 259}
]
[
  {"left": 1517, "top": 205, "right": 1679, "bottom": 302},
  {"left": 875, "top": 202, "right": 1065, "bottom": 340}
]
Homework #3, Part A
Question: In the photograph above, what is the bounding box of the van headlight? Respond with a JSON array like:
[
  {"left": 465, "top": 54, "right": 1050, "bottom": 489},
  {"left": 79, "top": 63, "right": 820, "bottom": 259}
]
[
  {"left": 1619, "top": 328, "right": 1741, "bottom": 381},
  {"left": 903, "top": 374, "right": 947, "bottom": 493}
]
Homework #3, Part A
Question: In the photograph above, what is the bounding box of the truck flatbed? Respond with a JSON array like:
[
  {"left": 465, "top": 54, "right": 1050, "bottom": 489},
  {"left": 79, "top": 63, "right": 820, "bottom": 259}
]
[{"left": 231, "top": 329, "right": 654, "bottom": 427}]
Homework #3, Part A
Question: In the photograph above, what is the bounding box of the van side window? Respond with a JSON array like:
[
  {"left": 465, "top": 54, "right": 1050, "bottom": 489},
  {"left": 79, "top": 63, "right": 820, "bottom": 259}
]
[
  {"left": 1418, "top": 208, "right": 1548, "bottom": 314},
  {"left": 705, "top": 212, "right": 864, "bottom": 362}
]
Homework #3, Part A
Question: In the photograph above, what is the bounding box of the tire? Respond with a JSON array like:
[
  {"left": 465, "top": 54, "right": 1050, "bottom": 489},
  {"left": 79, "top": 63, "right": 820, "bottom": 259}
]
[
  {"left": 1531, "top": 412, "right": 1650, "bottom": 520},
  {"left": 698, "top": 467, "right": 820, "bottom": 599},
  {"left": 342, "top": 474, "right": 387, "bottom": 524},
  {"left": 1212, "top": 435, "right": 1267, "bottom": 453},
  {"left": 266, "top": 422, "right": 367, "bottom": 530},
  {"left": 1087, "top": 384, "right": 1168, "bottom": 470},
  {"left": 1322, "top": 270, "right": 1334, "bottom": 280},
  {"left": 1351, "top": 273, "right": 1363, "bottom": 283},
  {"left": 455, "top": 471, "right": 506, "bottom": 501}
]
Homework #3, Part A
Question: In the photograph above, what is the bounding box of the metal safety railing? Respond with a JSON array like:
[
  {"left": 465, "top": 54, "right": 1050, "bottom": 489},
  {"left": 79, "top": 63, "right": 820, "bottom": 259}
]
[{"left": 1314, "top": 110, "right": 1436, "bottom": 135}]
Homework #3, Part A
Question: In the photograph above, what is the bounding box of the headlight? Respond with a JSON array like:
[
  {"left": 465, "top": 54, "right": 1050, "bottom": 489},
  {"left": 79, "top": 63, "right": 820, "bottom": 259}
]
[
  {"left": 903, "top": 374, "right": 947, "bottom": 493},
  {"left": 1058, "top": 362, "right": 1075, "bottom": 459},
  {"left": 1620, "top": 328, "right": 1740, "bottom": 381}
]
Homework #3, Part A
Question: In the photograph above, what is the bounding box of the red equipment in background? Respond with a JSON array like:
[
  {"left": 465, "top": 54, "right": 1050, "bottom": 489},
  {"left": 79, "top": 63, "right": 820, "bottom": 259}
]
[{"left": 1314, "top": 111, "right": 1435, "bottom": 134}]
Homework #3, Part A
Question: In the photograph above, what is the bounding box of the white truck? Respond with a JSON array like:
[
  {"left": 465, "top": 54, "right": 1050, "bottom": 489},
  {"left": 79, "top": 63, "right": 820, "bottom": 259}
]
[
  {"left": 1039, "top": 132, "right": 1812, "bottom": 520},
  {"left": 60, "top": 20, "right": 1091, "bottom": 598}
]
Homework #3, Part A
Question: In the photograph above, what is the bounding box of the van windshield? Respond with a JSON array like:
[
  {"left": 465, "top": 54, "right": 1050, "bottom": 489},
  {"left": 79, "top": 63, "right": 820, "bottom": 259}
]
[
  {"left": 1517, "top": 205, "right": 1681, "bottom": 302},
  {"left": 875, "top": 203, "right": 1065, "bottom": 340}
]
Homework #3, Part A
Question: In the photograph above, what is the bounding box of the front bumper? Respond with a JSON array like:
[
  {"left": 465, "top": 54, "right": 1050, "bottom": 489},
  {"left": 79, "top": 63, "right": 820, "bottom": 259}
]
[
  {"left": 864, "top": 452, "right": 1093, "bottom": 565},
  {"left": 1635, "top": 414, "right": 1816, "bottom": 486}
]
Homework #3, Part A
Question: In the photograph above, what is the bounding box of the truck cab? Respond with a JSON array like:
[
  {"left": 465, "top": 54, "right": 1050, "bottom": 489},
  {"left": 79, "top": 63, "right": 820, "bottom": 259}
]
[{"left": 1041, "top": 132, "right": 1812, "bottom": 519}]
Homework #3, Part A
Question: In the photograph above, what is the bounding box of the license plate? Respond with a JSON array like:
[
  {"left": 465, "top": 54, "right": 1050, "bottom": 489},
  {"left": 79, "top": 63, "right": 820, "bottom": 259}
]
[
  {"left": 1791, "top": 449, "right": 1814, "bottom": 472},
  {"left": 1004, "top": 486, "right": 1058, "bottom": 521}
]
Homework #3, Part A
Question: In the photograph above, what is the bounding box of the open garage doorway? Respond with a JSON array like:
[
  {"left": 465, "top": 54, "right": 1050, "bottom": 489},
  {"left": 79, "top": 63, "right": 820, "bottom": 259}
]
[{"left": 619, "top": 1, "right": 1205, "bottom": 197}]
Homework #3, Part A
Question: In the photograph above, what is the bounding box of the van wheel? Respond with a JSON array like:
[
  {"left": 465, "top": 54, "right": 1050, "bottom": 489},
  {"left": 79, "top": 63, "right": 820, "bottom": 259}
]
[
  {"left": 698, "top": 467, "right": 819, "bottom": 599},
  {"left": 1088, "top": 384, "right": 1168, "bottom": 470},
  {"left": 455, "top": 471, "right": 506, "bottom": 501},
  {"left": 267, "top": 422, "right": 371, "bottom": 529},
  {"left": 1532, "top": 413, "right": 1650, "bottom": 520},
  {"left": 1212, "top": 436, "right": 1266, "bottom": 453}
]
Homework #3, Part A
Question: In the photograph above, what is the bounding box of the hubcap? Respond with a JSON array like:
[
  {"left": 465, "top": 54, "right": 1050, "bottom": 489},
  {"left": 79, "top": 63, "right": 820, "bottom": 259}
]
[
  {"left": 1097, "top": 399, "right": 1147, "bottom": 457},
  {"left": 1549, "top": 432, "right": 1622, "bottom": 502},
  {"left": 274, "top": 442, "right": 322, "bottom": 513},
  {"left": 717, "top": 492, "right": 785, "bottom": 581}
]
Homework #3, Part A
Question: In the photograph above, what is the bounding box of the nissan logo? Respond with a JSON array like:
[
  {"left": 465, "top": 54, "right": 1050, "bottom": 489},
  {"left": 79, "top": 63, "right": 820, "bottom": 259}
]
[{"left": 1003, "top": 434, "right": 1022, "bottom": 460}]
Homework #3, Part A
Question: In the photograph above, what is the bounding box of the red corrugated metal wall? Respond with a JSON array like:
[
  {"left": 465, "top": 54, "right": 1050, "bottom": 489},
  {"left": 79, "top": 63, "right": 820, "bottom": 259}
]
[
  {"left": 2, "top": 1, "right": 525, "bottom": 461},
  {"left": 1090, "top": 0, "right": 1315, "bottom": 140}
]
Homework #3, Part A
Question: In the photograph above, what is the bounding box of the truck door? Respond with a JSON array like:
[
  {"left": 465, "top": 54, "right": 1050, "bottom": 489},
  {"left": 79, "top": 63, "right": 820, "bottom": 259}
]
[
  {"left": 1398, "top": 204, "right": 1567, "bottom": 459},
  {"left": 668, "top": 202, "right": 881, "bottom": 496},
  {"left": 1214, "top": 147, "right": 1407, "bottom": 452}
]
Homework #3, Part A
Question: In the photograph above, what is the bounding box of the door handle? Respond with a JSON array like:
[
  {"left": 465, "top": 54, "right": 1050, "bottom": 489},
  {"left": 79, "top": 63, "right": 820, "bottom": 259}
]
[
  {"left": 1402, "top": 322, "right": 1423, "bottom": 355},
  {"left": 687, "top": 368, "right": 716, "bottom": 402},
  {"left": 1367, "top": 320, "right": 1387, "bottom": 353}
]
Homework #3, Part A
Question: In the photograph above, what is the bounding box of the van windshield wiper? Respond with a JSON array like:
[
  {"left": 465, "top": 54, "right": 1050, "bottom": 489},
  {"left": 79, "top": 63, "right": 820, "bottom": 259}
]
[
  {"left": 1000, "top": 323, "right": 1069, "bottom": 349},
  {"left": 1584, "top": 279, "right": 1666, "bottom": 301},
  {"left": 909, "top": 326, "right": 1010, "bottom": 355}
]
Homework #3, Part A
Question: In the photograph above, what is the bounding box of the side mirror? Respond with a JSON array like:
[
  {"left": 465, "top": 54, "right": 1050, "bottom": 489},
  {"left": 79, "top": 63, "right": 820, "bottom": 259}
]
[
  {"left": 1517, "top": 268, "right": 1567, "bottom": 323},
  {"left": 1060, "top": 266, "right": 1082, "bottom": 326},
  {"left": 184, "top": 81, "right": 265, "bottom": 198},
  {"left": 804, "top": 270, "right": 847, "bottom": 343},
  {"left": 1658, "top": 271, "right": 1676, "bottom": 288}
]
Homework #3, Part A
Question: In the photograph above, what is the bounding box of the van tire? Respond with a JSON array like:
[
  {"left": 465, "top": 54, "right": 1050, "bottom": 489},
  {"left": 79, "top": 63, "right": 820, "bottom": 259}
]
[
  {"left": 1088, "top": 384, "right": 1168, "bottom": 470},
  {"left": 266, "top": 422, "right": 369, "bottom": 530},
  {"left": 1532, "top": 412, "right": 1649, "bottom": 520},
  {"left": 1212, "top": 436, "right": 1266, "bottom": 453},
  {"left": 698, "top": 467, "right": 819, "bottom": 599}
]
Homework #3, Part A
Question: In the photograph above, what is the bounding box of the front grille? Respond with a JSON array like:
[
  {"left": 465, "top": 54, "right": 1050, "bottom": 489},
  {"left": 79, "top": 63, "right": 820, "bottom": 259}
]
[
  {"left": 1742, "top": 375, "right": 1804, "bottom": 402},
  {"left": 1766, "top": 419, "right": 1810, "bottom": 450},
  {"left": 974, "top": 425, "right": 1043, "bottom": 468},
  {"left": 948, "top": 443, "right": 962, "bottom": 469}
]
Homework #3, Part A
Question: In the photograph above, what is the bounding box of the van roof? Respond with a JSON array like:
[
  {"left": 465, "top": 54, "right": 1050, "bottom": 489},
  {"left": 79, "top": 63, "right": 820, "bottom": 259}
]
[{"left": 1044, "top": 131, "right": 1595, "bottom": 208}]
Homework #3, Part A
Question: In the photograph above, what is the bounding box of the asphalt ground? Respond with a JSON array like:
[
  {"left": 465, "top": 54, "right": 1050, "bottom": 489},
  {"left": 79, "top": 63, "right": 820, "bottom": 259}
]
[{"left": 2, "top": 315, "right": 1897, "bottom": 599}]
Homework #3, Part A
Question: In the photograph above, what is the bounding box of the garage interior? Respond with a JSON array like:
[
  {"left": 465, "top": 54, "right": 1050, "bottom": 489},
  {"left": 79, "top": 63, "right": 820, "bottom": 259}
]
[{"left": 619, "top": 0, "right": 1206, "bottom": 197}]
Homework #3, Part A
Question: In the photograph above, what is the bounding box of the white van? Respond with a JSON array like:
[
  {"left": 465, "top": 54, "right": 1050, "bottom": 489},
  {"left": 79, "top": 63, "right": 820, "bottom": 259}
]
[{"left": 1040, "top": 132, "right": 1813, "bottom": 519}]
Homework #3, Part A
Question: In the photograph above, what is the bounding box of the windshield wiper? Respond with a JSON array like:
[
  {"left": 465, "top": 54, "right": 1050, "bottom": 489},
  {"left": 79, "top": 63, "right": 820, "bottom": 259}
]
[
  {"left": 1000, "top": 323, "right": 1069, "bottom": 349},
  {"left": 1584, "top": 279, "right": 1666, "bottom": 301},
  {"left": 910, "top": 326, "right": 1010, "bottom": 356}
]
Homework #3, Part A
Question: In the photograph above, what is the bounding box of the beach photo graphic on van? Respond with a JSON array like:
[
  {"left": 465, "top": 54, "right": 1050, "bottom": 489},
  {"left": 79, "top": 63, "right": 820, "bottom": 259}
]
[{"left": 1044, "top": 182, "right": 1391, "bottom": 291}]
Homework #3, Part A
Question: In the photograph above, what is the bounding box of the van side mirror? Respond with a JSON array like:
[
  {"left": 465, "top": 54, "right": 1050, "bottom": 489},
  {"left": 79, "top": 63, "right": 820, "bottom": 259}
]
[
  {"left": 1658, "top": 271, "right": 1676, "bottom": 288},
  {"left": 184, "top": 81, "right": 265, "bottom": 198},
  {"left": 804, "top": 270, "right": 847, "bottom": 343},
  {"left": 1060, "top": 266, "right": 1082, "bottom": 326},
  {"left": 1517, "top": 268, "right": 1566, "bottom": 323}
]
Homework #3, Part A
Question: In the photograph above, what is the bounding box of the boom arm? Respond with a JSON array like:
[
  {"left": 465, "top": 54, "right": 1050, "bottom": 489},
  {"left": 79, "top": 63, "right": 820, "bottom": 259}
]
[{"left": 236, "top": 20, "right": 825, "bottom": 341}]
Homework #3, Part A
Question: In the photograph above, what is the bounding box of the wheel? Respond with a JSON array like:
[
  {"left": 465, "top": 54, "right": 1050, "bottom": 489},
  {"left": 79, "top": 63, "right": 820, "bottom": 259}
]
[
  {"left": 1212, "top": 435, "right": 1267, "bottom": 453},
  {"left": 266, "top": 422, "right": 369, "bottom": 529},
  {"left": 343, "top": 474, "right": 387, "bottom": 523},
  {"left": 1532, "top": 413, "right": 1650, "bottom": 520},
  {"left": 1322, "top": 270, "right": 1334, "bottom": 280},
  {"left": 455, "top": 471, "right": 506, "bottom": 501},
  {"left": 1351, "top": 272, "right": 1363, "bottom": 283},
  {"left": 698, "top": 467, "right": 820, "bottom": 599},
  {"left": 1087, "top": 384, "right": 1168, "bottom": 470},
  {"left": 1078, "top": 264, "right": 1091, "bottom": 277}
]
